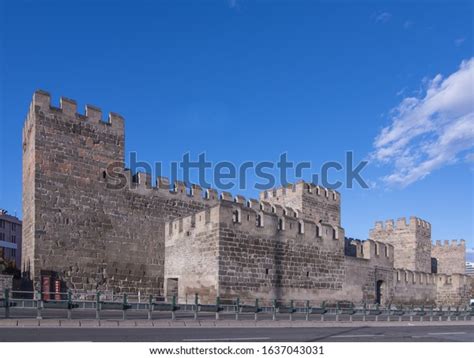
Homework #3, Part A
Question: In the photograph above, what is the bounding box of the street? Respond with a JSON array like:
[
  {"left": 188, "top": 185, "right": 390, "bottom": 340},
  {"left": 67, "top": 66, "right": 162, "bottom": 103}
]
[{"left": 0, "top": 324, "right": 473, "bottom": 342}]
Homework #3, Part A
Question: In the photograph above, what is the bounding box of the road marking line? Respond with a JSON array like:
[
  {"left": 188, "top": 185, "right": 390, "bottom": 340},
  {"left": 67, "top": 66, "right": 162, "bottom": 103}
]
[
  {"left": 334, "top": 334, "right": 384, "bottom": 338},
  {"left": 427, "top": 332, "right": 466, "bottom": 335},
  {"left": 183, "top": 337, "right": 270, "bottom": 341}
]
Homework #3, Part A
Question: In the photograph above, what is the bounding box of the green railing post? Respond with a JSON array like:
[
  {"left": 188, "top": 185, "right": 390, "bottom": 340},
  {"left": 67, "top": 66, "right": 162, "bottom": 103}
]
[
  {"left": 362, "top": 302, "right": 366, "bottom": 322},
  {"left": 148, "top": 295, "right": 153, "bottom": 320},
  {"left": 215, "top": 296, "right": 220, "bottom": 320},
  {"left": 272, "top": 299, "right": 277, "bottom": 321},
  {"left": 122, "top": 293, "right": 128, "bottom": 320},
  {"left": 335, "top": 301, "right": 340, "bottom": 322},
  {"left": 321, "top": 301, "right": 326, "bottom": 322},
  {"left": 95, "top": 291, "right": 101, "bottom": 320},
  {"left": 254, "top": 298, "right": 259, "bottom": 321},
  {"left": 4, "top": 288, "right": 10, "bottom": 319},
  {"left": 67, "top": 290, "right": 72, "bottom": 320},
  {"left": 235, "top": 297, "right": 240, "bottom": 320},
  {"left": 387, "top": 303, "right": 391, "bottom": 322},
  {"left": 305, "top": 300, "right": 310, "bottom": 321},
  {"left": 447, "top": 306, "right": 451, "bottom": 321},
  {"left": 171, "top": 295, "right": 177, "bottom": 320},
  {"left": 420, "top": 304, "right": 425, "bottom": 322},
  {"left": 289, "top": 300, "right": 294, "bottom": 321},
  {"left": 36, "top": 290, "right": 43, "bottom": 320},
  {"left": 193, "top": 293, "right": 199, "bottom": 320},
  {"left": 375, "top": 303, "right": 379, "bottom": 322}
]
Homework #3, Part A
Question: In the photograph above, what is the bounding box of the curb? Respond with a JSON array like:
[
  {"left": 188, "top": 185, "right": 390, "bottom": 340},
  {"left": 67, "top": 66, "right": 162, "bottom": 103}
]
[{"left": 0, "top": 319, "right": 473, "bottom": 329}]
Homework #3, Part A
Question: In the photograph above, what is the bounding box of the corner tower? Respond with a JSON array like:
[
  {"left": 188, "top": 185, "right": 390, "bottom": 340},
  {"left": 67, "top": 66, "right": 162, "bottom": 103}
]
[
  {"left": 369, "top": 217, "right": 431, "bottom": 273},
  {"left": 260, "top": 181, "right": 341, "bottom": 227},
  {"left": 22, "top": 90, "right": 125, "bottom": 283}
]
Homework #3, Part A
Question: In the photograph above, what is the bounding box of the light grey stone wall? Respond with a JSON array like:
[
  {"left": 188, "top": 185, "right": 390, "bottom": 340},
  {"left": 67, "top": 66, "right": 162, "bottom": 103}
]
[
  {"left": 431, "top": 240, "right": 466, "bottom": 274},
  {"left": 164, "top": 206, "right": 220, "bottom": 304},
  {"left": 260, "top": 182, "right": 341, "bottom": 227},
  {"left": 369, "top": 217, "right": 432, "bottom": 273},
  {"left": 168, "top": 202, "right": 346, "bottom": 305}
]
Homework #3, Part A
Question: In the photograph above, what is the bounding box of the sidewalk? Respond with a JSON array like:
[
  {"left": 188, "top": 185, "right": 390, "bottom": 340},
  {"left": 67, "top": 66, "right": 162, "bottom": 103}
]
[{"left": 1, "top": 319, "right": 473, "bottom": 328}]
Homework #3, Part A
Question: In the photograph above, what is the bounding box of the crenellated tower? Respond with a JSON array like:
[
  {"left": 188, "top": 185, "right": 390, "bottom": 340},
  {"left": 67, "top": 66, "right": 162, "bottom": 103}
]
[
  {"left": 22, "top": 91, "right": 212, "bottom": 294},
  {"left": 369, "top": 217, "right": 432, "bottom": 273},
  {"left": 431, "top": 240, "right": 466, "bottom": 274},
  {"left": 260, "top": 181, "right": 341, "bottom": 227}
]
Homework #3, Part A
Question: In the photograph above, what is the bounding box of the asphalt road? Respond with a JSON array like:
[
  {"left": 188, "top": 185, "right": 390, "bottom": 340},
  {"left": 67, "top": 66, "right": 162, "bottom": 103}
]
[{"left": 0, "top": 325, "right": 473, "bottom": 342}]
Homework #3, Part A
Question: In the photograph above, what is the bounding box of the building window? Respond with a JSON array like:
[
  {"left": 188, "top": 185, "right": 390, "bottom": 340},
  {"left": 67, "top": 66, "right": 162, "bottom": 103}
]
[
  {"left": 11, "top": 223, "right": 16, "bottom": 232},
  {"left": 256, "top": 214, "right": 263, "bottom": 227},
  {"left": 232, "top": 210, "right": 241, "bottom": 223},
  {"left": 298, "top": 221, "right": 304, "bottom": 234},
  {"left": 278, "top": 218, "right": 285, "bottom": 231},
  {"left": 316, "top": 224, "right": 321, "bottom": 238},
  {"left": 265, "top": 268, "right": 269, "bottom": 275},
  {"left": 0, "top": 232, "right": 4, "bottom": 241},
  {"left": 0, "top": 220, "right": 4, "bottom": 229},
  {"left": 11, "top": 236, "right": 16, "bottom": 244}
]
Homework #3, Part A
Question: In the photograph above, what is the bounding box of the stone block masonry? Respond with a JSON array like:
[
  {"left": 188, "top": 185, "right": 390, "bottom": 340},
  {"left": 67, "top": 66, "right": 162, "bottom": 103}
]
[
  {"left": 431, "top": 240, "right": 466, "bottom": 274},
  {"left": 165, "top": 201, "right": 346, "bottom": 304},
  {"left": 22, "top": 90, "right": 469, "bottom": 307},
  {"left": 369, "top": 217, "right": 432, "bottom": 273},
  {"left": 22, "top": 91, "right": 213, "bottom": 295}
]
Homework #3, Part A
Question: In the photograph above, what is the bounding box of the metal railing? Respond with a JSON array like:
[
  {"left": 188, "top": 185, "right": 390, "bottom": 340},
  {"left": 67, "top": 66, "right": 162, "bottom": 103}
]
[{"left": 1, "top": 289, "right": 473, "bottom": 322}]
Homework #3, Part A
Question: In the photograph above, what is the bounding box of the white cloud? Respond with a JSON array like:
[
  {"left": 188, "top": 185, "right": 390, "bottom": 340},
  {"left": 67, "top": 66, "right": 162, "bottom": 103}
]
[
  {"left": 228, "top": 0, "right": 239, "bottom": 9},
  {"left": 455, "top": 38, "right": 465, "bottom": 47},
  {"left": 403, "top": 20, "right": 413, "bottom": 29},
  {"left": 374, "top": 12, "right": 391, "bottom": 23},
  {"left": 372, "top": 58, "right": 474, "bottom": 187}
]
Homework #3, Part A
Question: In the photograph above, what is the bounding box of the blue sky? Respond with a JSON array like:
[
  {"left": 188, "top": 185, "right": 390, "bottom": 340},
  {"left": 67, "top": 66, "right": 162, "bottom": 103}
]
[{"left": 0, "top": 0, "right": 473, "bottom": 253}]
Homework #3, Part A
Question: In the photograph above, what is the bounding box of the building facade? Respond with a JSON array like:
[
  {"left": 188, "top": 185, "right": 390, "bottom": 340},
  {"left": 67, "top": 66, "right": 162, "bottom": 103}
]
[
  {"left": 0, "top": 209, "right": 22, "bottom": 269},
  {"left": 22, "top": 90, "right": 470, "bottom": 306}
]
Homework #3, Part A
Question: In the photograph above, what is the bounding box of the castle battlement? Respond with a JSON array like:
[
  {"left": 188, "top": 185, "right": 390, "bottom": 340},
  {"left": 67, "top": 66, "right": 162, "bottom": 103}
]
[
  {"left": 371, "top": 216, "right": 431, "bottom": 233},
  {"left": 433, "top": 239, "right": 465, "bottom": 248},
  {"left": 166, "top": 200, "right": 344, "bottom": 249},
  {"left": 260, "top": 181, "right": 340, "bottom": 203},
  {"left": 108, "top": 170, "right": 337, "bottom": 217},
  {"left": 393, "top": 269, "right": 436, "bottom": 285},
  {"left": 29, "top": 90, "right": 124, "bottom": 133},
  {"left": 349, "top": 239, "right": 394, "bottom": 265}
]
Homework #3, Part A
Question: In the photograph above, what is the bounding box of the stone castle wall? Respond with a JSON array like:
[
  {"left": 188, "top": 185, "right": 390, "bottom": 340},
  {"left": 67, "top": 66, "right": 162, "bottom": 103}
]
[
  {"left": 260, "top": 182, "right": 341, "bottom": 227},
  {"left": 22, "top": 90, "right": 470, "bottom": 306},
  {"left": 435, "top": 274, "right": 471, "bottom": 307},
  {"left": 369, "top": 217, "right": 432, "bottom": 273},
  {"left": 431, "top": 240, "right": 466, "bottom": 274},
  {"left": 165, "top": 201, "right": 346, "bottom": 304},
  {"left": 22, "top": 91, "right": 215, "bottom": 295},
  {"left": 164, "top": 207, "right": 220, "bottom": 303}
]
